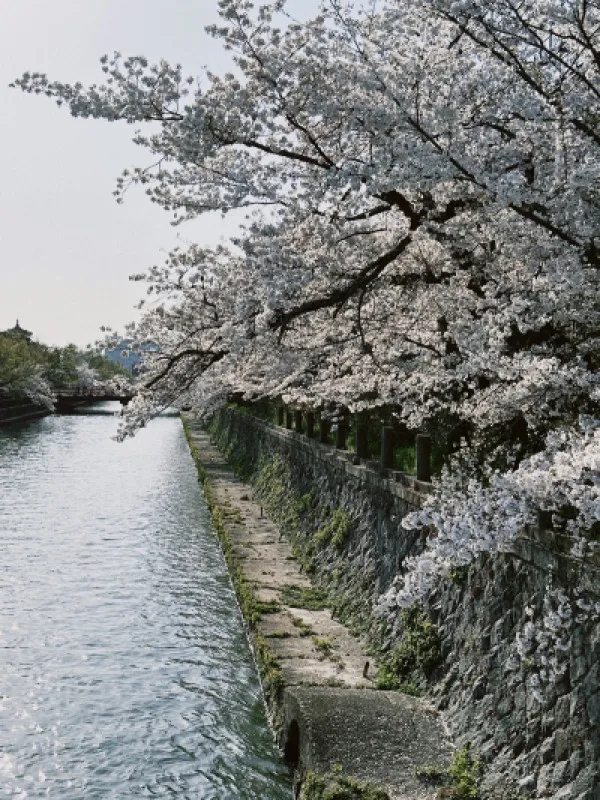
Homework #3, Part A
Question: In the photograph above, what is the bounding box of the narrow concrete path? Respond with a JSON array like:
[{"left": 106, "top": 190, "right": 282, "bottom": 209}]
[
  {"left": 184, "top": 418, "right": 453, "bottom": 800},
  {"left": 187, "top": 419, "right": 373, "bottom": 687}
]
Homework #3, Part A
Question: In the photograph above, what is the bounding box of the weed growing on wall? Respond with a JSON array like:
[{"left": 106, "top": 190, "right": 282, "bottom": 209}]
[
  {"left": 448, "top": 744, "right": 481, "bottom": 799},
  {"left": 315, "top": 508, "right": 351, "bottom": 551},
  {"left": 300, "top": 770, "right": 390, "bottom": 800},
  {"left": 414, "top": 744, "right": 480, "bottom": 799},
  {"left": 376, "top": 605, "right": 441, "bottom": 693}
]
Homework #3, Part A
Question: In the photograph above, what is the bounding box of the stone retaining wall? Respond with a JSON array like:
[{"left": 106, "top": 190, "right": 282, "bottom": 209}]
[
  {"left": 210, "top": 408, "right": 600, "bottom": 800},
  {"left": 210, "top": 408, "right": 430, "bottom": 594}
]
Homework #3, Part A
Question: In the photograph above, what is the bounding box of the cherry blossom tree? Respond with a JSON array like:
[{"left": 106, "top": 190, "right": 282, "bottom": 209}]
[{"left": 14, "top": 0, "right": 600, "bottom": 609}]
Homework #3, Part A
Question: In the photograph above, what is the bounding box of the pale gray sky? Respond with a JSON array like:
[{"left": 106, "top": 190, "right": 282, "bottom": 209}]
[{"left": 0, "top": 1, "right": 316, "bottom": 347}]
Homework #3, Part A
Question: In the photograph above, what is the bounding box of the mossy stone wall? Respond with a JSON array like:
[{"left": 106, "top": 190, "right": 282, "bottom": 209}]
[{"left": 208, "top": 408, "right": 600, "bottom": 799}]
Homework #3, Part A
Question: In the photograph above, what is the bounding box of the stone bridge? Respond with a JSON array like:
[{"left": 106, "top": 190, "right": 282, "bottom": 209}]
[{"left": 55, "top": 387, "right": 134, "bottom": 410}]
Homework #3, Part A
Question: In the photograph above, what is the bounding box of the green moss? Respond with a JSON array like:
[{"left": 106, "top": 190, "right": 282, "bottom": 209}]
[
  {"left": 312, "top": 635, "right": 335, "bottom": 658},
  {"left": 448, "top": 744, "right": 481, "bottom": 799},
  {"left": 290, "top": 614, "right": 314, "bottom": 636},
  {"left": 295, "top": 491, "right": 316, "bottom": 515},
  {"left": 255, "top": 600, "right": 282, "bottom": 615},
  {"left": 255, "top": 631, "right": 285, "bottom": 702},
  {"left": 376, "top": 605, "right": 441, "bottom": 692},
  {"left": 256, "top": 457, "right": 289, "bottom": 512},
  {"left": 395, "top": 445, "right": 416, "bottom": 474},
  {"left": 293, "top": 544, "right": 316, "bottom": 575},
  {"left": 449, "top": 565, "right": 468, "bottom": 584},
  {"left": 315, "top": 508, "right": 351, "bottom": 551},
  {"left": 414, "top": 746, "right": 480, "bottom": 799},
  {"left": 222, "top": 506, "right": 244, "bottom": 525},
  {"left": 281, "top": 584, "right": 328, "bottom": 610},
  {"left": 415, "top": 764, "right": 448, "bottom": 784},
  {"left": 300, "top": 770, "right": 390, "bottom": 800}
]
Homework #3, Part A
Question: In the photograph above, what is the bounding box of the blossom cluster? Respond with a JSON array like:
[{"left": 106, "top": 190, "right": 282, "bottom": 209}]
[{"left": 15, "top": 0, "right": 600, "bottom": 616}]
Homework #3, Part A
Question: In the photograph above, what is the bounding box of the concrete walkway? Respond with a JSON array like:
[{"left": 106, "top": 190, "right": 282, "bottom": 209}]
[{"left": 183, "top": 417, "right": 453, "bottom": 799}]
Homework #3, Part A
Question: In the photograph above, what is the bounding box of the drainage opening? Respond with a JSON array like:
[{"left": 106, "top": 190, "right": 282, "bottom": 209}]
[{"left": 284, "top": 720, "right": 300, "bottom": 768}]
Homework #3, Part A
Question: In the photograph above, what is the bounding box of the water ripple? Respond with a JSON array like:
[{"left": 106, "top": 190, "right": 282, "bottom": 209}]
[{"left": 0, "top": 408, "right": 291, "bottom": 798}]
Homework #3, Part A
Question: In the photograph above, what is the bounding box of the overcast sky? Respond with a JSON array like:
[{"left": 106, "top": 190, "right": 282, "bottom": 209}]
[{"left": 0, "top": 1, "right": 316, "bottom": 347}]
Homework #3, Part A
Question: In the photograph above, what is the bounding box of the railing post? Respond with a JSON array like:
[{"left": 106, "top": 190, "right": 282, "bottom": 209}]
[
  {"left": 336, "top": 421, "right": 347, "bottom": 450},
  {"left": 294, "top": 409, "right": 303, "bottom": 434},
  {"left": 416, "top": 434, "right": 432, "bottom": 482},
  {"left": 319, "top": 418, "right": 330, "bottom": 444},
  {"left": 306, "top": 411, "right": 315, "bottom": 438},
  {"left": 356, "top": 420, "right": 368, "bottom": 459},
  {"left": 538, "top": 509, "right": 553, "bottom": 531},
  {"left": 381, "top": 426, "right": 395, "bottom": 469},
  {"left": 285, "top": 409, "right": 293, "bottom": 430},
  {"left": 278, "top": 406, "right": 284, "bottom": 426}
]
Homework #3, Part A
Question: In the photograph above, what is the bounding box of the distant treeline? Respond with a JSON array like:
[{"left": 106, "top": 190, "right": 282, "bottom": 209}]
[{"left": 0, "top": 332, "right": 129, "bottom": 409}]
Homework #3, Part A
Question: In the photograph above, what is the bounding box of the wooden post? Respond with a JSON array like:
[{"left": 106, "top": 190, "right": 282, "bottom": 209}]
[
  {"left": 278, "top": 406, "right": 284, "bottom": 426},
  {"left": 306, "top": 411, "right": 315, "bottom": 438},
  {"left": 319, "top": 419, "right": 330, "bottom": 444},
  {"left": 356, "top": 422, "right": 368, "bottom": 459},
  {"left": 381, "top": 425, "right": 395, "bottom": 469},
  {"left": 336, "top": 421, "right": 347, "bottom": 450},
  {"left": 294, "top": 409, "right": 303, "bottom": 434},
  {"left": 538, "top": 509, "right": 553, "bottom": 531},
  {"left": 285, "top": 409, "right": 293, "bottom": 430},
  {"left": 416, "top": 434, "right": 432, "bottom": 482}
]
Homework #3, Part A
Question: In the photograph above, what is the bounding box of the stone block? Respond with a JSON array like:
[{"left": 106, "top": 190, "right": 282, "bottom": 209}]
[
  {"left": 495, "top": 694, "right": 514, "bottom": 719},
  {"left": 555, "top": 728, "right": 571, "bottom": 762},
  {"left": 572, "top": 764, "right": 600, "bottom": 797},
  {"left": 490, "top": 619, "right": 504, "bottom": 647},
  {"left": 526, "top": 689, "right": 543, "bottom": 715},
  {"left": 571, "top": 687, "right": 587, "bottom": 719},
  {"left": 569, "top": 746, "right": 584, "bottom": 779},
  {"left": 511, "top": 733, "right": 526, "bottom": 758},
  {"left": 513, "top": 685, "right": 527, "bottom": 712},
  {"left": 537, "top": 762, "right": 555, "bottom": 796},
  {"left": 553, "top": 783, "right": 575, "bottom": 800},
  {"left": 471, "top": 678, "right": 487, "bottom": 701},
  {"left": 587, "top": 691, "right": 600, "bottom": 729},
  {"left": 555, "top": 694, "right": 571, "bottom": 727},
  {"left": 479, "top": 739, "right": 498, "bottom": 760},
  {"left": 526, "top": 719, "right": 542, "bottom": 748},
  {"left": 492, "top": 720, "right": 511, "bottom": 748},
  {"left": 541, "top": 712, "right": 555, "bottom": 737},
  {"left": 517, "top": 773, "right": 536, "bottom": 794},
  {"left": 572, "top": 653, "right": 589, "bottom": 684},
  {"left": 584, "top": 662, "right": 599, "bottom": 697},
  {"left": 584, "top": 733, "right": 600, "bottom": 761},
  {"left": 539, "top": 734, "right": 555, "bottom": 765}
]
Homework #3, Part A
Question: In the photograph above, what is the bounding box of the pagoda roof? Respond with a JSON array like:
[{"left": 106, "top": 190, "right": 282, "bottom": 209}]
[{"left": 2, "top": 319, "right": 32, "bottom": 339}]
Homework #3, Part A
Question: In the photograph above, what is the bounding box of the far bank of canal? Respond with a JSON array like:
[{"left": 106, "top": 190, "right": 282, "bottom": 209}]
[{"left": 0, "top": 405, "right": 292, "bottom": 799}]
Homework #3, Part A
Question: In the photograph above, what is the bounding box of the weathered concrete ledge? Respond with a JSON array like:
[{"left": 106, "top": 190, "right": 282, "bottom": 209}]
[{"left": 182, "top": 414, "right": 452, "bottom": 799}]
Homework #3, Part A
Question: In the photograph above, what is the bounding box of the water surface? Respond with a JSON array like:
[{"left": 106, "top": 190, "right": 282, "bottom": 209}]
[{"left": 0, "top": 406, "right": 291, "bottom": 799}]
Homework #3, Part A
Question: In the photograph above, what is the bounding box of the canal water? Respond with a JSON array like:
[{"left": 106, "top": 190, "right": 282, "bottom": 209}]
[{"left": 0, "top": 405, "right": 292, "bottom": 799}]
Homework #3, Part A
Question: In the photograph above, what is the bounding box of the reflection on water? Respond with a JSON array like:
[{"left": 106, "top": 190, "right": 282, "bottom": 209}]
[{"left": 0, "top": 405, "right": 291, "bottom": 799}]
